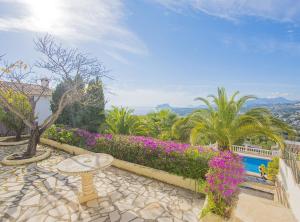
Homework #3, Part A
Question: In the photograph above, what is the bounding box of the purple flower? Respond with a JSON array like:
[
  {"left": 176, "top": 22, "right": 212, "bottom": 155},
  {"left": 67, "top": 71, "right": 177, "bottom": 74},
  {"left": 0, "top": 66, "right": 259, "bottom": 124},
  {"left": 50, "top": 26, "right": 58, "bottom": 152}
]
[{"left": 75, "top": 129, "right": 112, "bottom": 147}]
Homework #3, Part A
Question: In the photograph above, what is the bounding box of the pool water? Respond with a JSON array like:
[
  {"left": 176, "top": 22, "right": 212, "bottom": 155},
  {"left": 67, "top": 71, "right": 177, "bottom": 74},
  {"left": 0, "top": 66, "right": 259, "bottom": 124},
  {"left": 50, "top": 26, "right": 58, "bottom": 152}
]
[{"left": 241, "top": 156, "right": 270, "bottom": 174}]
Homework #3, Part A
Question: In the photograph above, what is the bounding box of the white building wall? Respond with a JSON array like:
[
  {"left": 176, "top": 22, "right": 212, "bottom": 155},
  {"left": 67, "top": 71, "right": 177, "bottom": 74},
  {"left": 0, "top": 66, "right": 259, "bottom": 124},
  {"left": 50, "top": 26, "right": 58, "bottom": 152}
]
[
  {"left": 34, "top": 96, "right": 52, "bottom": 124},
  {"left": 278, "top": 159, "right": 300, "bottom": 221}
]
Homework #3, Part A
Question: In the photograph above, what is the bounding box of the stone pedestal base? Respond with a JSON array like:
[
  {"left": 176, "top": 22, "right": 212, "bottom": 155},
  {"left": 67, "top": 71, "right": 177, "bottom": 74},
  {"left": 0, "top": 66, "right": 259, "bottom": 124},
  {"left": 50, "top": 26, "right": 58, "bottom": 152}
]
[{"left": 79, "top": 173, "right": 98, "bottom": 203}]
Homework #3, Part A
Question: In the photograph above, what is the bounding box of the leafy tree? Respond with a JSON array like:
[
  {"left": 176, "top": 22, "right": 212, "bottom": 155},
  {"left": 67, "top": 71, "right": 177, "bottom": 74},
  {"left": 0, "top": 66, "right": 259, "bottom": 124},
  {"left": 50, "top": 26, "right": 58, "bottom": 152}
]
[
  {"left": 174, "top": 88, "right": 294, "bottom": 150},
  {"left": 0, "top": 90, "right": 32, "bottom": 140},
  {"left": 51, "top": 81, "right": 82, "bottom": 127},
  {"left": 51, "top": 77, "right": 105, "bottom": 132},
  {"left": 172, "top": 115, "right": 196, "bottom": 142},
  {"left": 105, "top": 107, "right": 146, "bottom": 135},
  {"left": 79, "top": 78, "right": 105, "bottom": 132}
]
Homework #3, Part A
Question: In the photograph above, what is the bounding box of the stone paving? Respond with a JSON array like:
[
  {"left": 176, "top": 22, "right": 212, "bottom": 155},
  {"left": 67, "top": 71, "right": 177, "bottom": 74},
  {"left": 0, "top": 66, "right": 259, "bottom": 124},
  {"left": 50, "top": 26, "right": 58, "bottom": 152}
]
[
  {"left": 236, "top": 190, "right": 296, "bottom": 222},
  {"left": 0, "top": 145, "right": 204, "bottom": 222}
]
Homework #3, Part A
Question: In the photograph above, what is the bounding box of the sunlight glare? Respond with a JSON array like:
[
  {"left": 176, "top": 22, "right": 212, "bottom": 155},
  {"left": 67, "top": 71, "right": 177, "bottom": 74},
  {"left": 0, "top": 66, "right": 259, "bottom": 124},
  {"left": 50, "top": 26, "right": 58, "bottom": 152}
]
[{"left": 26, "top": 0, "right": 62, "bottom": 32}]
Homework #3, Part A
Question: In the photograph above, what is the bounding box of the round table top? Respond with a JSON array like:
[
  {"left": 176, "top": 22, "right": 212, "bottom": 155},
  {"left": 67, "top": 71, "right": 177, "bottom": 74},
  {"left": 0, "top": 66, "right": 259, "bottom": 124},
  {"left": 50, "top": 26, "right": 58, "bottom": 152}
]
[{"left": 57, "top": 153, "right": 114, "bottom": 175}]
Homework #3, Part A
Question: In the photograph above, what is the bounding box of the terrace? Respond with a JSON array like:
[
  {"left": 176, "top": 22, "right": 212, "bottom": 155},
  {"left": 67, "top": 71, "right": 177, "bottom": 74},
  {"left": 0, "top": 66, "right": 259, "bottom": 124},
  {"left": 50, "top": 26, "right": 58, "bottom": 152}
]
[
  {"left": 0, "top": 144, "right": 203, "bottom": 222},
  {"left": 0, "top": 142, "right": 297, "bottom": 222}
]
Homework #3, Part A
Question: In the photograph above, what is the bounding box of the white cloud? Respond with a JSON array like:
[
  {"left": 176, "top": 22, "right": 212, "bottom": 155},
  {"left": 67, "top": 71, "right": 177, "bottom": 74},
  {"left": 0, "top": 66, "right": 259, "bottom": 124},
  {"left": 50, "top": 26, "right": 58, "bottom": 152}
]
[
  {"left": 0, "top": 0, "right": 148, "bottom": 61},
  {"left": 222, "top": 35, "right": 300, "bottom": 54},
  {"left": 155, "top": 0, "right": 300, "bottom": 22},
  {"left": 104, "top": 50, "right": 130, "bottom": 65}
]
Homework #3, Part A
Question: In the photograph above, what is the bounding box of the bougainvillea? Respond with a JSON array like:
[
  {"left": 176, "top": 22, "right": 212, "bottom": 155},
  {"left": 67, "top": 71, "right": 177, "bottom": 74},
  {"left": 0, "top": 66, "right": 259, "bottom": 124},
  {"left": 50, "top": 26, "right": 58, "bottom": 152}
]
[
  {"left": 204, "top": 151, "right": 245, "bottom": 218},
  {"left": 127, "top": 135, "right": 212, "bottom": 153},
  {"left": 44, "top": 126, "right": 216, "bottom": 181},
  {"left": 74, "top": 129, "right": 215, "bottom": 154},
  {"left": 75, "top": 129, "right": 112, "bottom": 147}
]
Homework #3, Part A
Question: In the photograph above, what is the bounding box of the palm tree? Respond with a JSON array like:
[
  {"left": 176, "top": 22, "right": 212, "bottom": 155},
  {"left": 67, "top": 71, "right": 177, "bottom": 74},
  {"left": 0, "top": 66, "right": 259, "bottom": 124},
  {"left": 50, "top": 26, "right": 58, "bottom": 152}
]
[
  {"left": 173, "top": 88, "right": 294, "bottom": 150},
  {"left": 105, "top": 106, "right": 146, "bottom": 135},
  {"left": 145, "top": 109, "right": 178, "bottom": 140}
]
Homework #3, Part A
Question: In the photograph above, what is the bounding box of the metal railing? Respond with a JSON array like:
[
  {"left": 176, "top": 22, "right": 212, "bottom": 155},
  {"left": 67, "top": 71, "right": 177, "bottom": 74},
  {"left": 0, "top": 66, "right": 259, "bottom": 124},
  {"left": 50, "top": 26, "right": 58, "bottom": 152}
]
[{"left": 231, "top": 145, "right": 280, "bottom": 157}]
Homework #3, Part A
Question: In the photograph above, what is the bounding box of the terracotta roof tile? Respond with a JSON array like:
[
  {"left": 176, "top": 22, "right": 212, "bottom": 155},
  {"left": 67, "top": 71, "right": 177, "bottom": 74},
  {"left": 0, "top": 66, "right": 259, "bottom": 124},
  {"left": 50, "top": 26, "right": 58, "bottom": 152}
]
[{"left": 0, "top": 81, "right": 52, "bottom": 96}]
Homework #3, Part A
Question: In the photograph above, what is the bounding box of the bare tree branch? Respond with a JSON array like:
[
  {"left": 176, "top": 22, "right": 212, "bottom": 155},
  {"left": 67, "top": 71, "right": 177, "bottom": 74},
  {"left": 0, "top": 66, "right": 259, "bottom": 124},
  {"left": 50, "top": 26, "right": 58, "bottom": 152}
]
[{"left": 0, "top": 34, "right": 109, "bottom": 157}]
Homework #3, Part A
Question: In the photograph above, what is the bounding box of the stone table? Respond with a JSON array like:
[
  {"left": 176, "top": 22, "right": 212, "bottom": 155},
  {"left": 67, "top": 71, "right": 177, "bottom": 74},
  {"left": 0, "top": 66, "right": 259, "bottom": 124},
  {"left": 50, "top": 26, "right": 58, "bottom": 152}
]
[{"left": 57, "top": 153, "right": 113, "bottom": 203}]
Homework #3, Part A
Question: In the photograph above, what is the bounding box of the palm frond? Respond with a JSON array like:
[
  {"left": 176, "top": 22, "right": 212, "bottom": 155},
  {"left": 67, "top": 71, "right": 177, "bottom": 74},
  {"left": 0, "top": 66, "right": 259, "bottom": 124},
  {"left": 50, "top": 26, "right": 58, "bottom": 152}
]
[{"left": 185, "top": 88, "right": 292, "bottom": 150}]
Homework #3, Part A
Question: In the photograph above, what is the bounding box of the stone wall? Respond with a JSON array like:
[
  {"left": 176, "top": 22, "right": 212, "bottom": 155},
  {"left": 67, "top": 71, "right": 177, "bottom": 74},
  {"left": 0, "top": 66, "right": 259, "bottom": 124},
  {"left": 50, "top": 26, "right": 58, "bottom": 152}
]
[{"left": 278, "top": 159, "right": 300, "bottom": 221}]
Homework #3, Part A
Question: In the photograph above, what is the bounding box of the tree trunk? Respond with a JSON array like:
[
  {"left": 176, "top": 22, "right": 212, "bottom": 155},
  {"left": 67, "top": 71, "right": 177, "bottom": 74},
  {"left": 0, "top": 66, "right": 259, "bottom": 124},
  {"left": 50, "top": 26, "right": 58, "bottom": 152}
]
[
  {"left": 24, "top": 125, "right": 40, "bottom": 158},
  {"left": 15, "top": 130, "right": 22, "bottom": 141},
  {"left": 218, "top": 144, "right": 229, "bottom": 151}
]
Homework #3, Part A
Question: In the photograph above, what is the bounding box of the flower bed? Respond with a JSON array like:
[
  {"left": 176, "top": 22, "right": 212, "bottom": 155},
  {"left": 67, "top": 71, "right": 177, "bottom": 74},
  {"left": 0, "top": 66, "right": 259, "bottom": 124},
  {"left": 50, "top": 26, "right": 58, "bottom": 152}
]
[
  {"left": 202, "top": 151, "right": 245, "bottom": 219},
  {"left": 44, "top": 126, "right": 216, "bottom": 181}
]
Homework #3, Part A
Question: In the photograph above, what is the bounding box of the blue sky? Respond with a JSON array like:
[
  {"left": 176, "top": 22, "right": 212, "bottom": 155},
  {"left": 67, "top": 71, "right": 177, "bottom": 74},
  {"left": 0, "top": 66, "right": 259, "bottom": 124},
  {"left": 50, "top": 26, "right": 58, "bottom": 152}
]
[{"left": 0, "top": 0, "right": 300, "bottom": 107}]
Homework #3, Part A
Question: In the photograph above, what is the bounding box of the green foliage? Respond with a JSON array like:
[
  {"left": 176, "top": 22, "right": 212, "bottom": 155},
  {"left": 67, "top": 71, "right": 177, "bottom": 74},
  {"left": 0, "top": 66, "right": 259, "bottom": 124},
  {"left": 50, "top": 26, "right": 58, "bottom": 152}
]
[
  {"left": 105, "top": 108, "right": 178, "bottom": 139},
  {"left": 267, "top": 157, "right": 279, "bottom": 182},
  {"left": 105, "top": 107, "right": 146, "bottom": 135},
  {"left": 51, "top": 78, "right": 105, "bottom": 132},
  {"left": 43, "top": 125, "right": 57, "bottom": 139},
  {"left": 0, "top": 90, "right": 32, "bottom": 140},
  {"left": 51, "top": 81, "right": 82, "bottom": 127},
  {"left": 201, "top": 192, "right": 234, "bottom": 219},
  {"left": 172, "top": 110, "right": 208, "bottom": 143},
  {"left": 197, "top": 179, "right": 207, "bottom": 194},
  {"left": 175, "top": 87, "right": 294, "bottom": 150},
  {"left": 246, "top": 135, "right": 276, "bottom": 149},
  {"left": 143, "top": 109, "right": 178, "bottom": 140},
  {"left": 43, "top": 125, "right": 80, "bottom": 145},
  {"left": 79, "top": 78, "right": 105, "bottom": 132}
]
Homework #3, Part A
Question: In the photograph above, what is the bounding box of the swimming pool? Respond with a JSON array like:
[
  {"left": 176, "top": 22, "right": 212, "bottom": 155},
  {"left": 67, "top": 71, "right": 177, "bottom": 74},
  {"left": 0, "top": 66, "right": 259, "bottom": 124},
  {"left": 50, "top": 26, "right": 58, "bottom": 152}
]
[{"left": 241, "top": 155, "right": 270, "bottom": 174}]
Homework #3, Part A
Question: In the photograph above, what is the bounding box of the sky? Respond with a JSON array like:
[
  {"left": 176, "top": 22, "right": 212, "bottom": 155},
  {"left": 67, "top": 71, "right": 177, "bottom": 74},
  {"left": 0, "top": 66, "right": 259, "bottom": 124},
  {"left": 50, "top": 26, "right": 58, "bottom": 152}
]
[{"left": 0, "top": 0, "right": 300, "bottom": 108}]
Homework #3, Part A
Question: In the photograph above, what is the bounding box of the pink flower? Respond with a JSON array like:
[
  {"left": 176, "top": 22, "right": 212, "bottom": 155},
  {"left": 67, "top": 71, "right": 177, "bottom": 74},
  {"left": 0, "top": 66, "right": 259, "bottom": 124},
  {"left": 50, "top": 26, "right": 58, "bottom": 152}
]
[{"left": 206, "top": 151, "right": 245, "bottom": 201}]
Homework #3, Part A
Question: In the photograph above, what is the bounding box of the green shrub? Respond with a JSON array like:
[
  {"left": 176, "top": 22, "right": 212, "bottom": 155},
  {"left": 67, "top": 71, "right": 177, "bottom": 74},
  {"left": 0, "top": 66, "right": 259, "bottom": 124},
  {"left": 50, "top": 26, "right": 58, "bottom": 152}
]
[
  {"left": 43, "top": 125, "right": 80, "bottom": 145},
  {"left": 43, "top": 125, "right": 59, "bottom": 139},
  {"left": 267, "top": 157, "right": 279, "bottom": 182},
  {"left": 201, "top": 192, "right": 232, "bottom": 219}
]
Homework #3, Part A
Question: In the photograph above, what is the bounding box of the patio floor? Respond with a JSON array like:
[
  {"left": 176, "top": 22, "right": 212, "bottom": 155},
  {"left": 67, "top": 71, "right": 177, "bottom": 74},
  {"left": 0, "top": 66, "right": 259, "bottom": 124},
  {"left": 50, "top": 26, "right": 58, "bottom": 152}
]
[
  {"left": 235, "top": 190, "right": 296, "bottom": 222},
  {"left": 0, "top": 145, "right": 204, "bottom": 222}
]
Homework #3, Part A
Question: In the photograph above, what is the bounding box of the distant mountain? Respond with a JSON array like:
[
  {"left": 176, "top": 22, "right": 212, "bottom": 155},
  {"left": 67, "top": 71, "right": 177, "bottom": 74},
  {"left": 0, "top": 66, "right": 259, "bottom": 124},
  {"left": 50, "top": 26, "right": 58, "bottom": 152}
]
[
  {"left": 245, "top": 97, "right": 297, "bottom": 107},
  {"left": 155, "top": 97, "right": 299, "bottom": 116},
  {"left": 156, "top": 104, "right": 172, "bottom": 110},
  {"left": 156, "top": 104, "right": 206, "bottom": 116}
]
